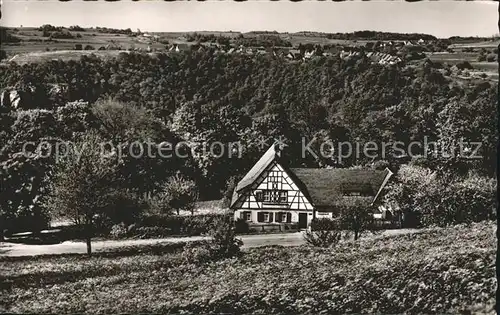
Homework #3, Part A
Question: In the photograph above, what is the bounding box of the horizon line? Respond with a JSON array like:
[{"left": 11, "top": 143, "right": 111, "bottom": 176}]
[{"left": 3, "top": 25, "right": 498, "bottom": 40}]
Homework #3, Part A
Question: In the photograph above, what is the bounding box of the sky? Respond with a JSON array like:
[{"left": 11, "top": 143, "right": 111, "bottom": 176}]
[{"left": 1, "top": 0, "right": 498, "bottom": 38}]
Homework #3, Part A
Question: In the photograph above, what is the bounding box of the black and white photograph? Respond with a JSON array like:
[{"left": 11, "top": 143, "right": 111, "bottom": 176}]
[{"left": 0, "top": 0, "right": 498, "bottom": 314}]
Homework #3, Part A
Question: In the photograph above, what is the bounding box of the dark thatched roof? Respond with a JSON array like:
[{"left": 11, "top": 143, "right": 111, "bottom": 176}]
[{"left": 289, "top": 168, "right": 392, "bottom": 207}]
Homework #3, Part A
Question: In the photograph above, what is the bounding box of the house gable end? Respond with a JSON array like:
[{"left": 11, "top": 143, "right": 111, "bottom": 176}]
[{"left": 232, "top": 161, "right": 314, "bottom": 211}]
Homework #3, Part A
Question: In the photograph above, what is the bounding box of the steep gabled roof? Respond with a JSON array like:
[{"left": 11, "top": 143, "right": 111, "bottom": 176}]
[
  {"left": 235, "top": 144, "right": 280, "bottom": 193},
  {"left": 289, "top": 168, "right": 393, "bottom": 207},
  {"left": 230, "top": 144, "right": 281, "bottom": 208}
]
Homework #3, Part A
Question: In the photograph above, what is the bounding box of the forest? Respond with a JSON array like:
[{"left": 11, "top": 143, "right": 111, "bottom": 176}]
[{"left": 0, "top": 50, "right": 497, "bottom": 234}]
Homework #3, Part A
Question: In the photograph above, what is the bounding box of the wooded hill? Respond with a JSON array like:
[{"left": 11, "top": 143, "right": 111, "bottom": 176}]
[{"left": 0, "top": 50, "right": 497, "bottom": 231}]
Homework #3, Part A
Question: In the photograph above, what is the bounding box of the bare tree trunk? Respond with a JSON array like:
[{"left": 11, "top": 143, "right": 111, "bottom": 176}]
[
  {"left": 0, "top": 216, "right": 4, "bottom": 242},
  {"left": 85, "top": 216, "right": 92, "bottom": 257},
  {"left": 86, "top": 235, "right": 92, "bottom": 256}
]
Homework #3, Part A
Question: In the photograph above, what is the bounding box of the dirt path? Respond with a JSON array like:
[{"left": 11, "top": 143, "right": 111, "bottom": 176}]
[{"left": 0, "top": 229, "right": 419, "bottom": 257}]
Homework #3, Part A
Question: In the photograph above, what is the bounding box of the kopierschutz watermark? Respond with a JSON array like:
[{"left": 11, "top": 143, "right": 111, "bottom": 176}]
[{"left": 301, "top": 136, "right": 483, "bottom": 163}]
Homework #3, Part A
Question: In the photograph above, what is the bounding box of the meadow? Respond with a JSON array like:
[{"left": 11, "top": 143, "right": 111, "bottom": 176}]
[{"left": 1, "top": 221, "right": 495, "bottom": 314}]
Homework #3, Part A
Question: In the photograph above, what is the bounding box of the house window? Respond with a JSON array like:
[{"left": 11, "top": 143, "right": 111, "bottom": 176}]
[
  {"left": 267, "top": 171, "right": 282, "bottom": 190},
  {"left": 257, "top": 212, "right": 274, "bottom": 223},
  {"left": 262, "top": 190, "right": 288, "bottom": 204},
  {"left": 341, "top": 184, "right": 373, "bottom": 197},
  {"left": 255, "top": 191, "right": 263, "bottom": 202},
  {"left": 279, "top": 191, "right": 288, "bottom": 203},
  {"left": 240, "top": 211, "right": 252, "bottom": 221},
  {"left": 276, "top": 212, "right": 289, "bottom": 223},
  {"left": 263, "top": 190, "right": 272, "bottom": 203}
]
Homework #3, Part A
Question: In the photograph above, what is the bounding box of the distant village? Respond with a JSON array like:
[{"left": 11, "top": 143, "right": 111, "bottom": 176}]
[{"left": 89, "top": 32, "right": 434, "bottom": 65}]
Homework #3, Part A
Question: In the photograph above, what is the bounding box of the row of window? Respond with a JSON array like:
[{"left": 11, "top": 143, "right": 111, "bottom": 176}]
[
  {"left": 240, "top": 211, "right": 292, "bottom": 223},
  {"left": 254, "top": 189, "right": 372, "bottom": 204},
  {"left": 255, "top": 190, "right": 288, "bottom": 203}
]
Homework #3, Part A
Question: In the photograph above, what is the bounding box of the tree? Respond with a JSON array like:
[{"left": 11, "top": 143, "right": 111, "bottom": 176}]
[
  {"left": 383, "top": 164, "right": 438, "bottom": 228},
  {"left": 338, "top": 199, "right": 378, "bottom": 240},
  {"left": 92, "top": 99, "right": 180, "bottom": 195},
  {"left": 160, "top": 174, "right": 198, "bottom": 215},
  {"left": 0, "top": 152, "right": 52, "bottom": 238},
  {"left": 43, "top": 131, "right": 119, "bottom": 256},
  {"left": 92, "top": 99, "right": 162, "bottom": 142},
  {"left": 436, "top": 90, "right": 497, "bottom": 176},
  {"left": 384, "top": 164, "right": 496, "bottom": 227}
]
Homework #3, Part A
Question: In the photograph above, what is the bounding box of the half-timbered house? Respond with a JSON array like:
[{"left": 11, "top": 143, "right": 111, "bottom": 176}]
[{"left": 230, "top": 143, "right": 393, "bottom": 230}]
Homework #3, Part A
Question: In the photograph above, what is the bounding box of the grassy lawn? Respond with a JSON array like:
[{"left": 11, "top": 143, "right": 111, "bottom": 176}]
[
  {"left": 0, "top": 221, "right": 495, "bottom": 314},
  {"left": 449, "top": 40, "right": 500, "bottom": 49},
  {"left": 427, "top": 52, "right": 480, "bottom": 63}
]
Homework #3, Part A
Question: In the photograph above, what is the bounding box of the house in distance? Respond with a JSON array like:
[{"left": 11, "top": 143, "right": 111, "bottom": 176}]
[{"left": 230, "top": 143, "right": 393, "bottom": 230}]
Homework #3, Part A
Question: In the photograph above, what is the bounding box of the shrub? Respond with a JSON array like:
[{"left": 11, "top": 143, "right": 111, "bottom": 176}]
[
  {"left": 182, "top": 215, "right": 213, "bottom": 236},
  {"left": 304, "top": 218, "right": 342, "bottom": 248},
  {"left": 133, "top": 226, "right": 172, "bottom": 239},
  {"left": 181, "top": 241, "right": 215, "bottom": 264},
  {"left": 133, "top": 213, "right": 228, "bottom": 237},
  {"left": 48, "top": 30, "right": 74, "bottom": 39},
  {"left": 92, "top": 189, "right": 146, "bottom": 234},
  {"left": 180, "top": 215, "right": 242, "bottom": 264},
  {"left": 371, "top": 160, "right": 390, "bottom": 170},
  {"left": 234, "top": 218, "right": 249, "bottom": 233},
  {"left": 109, "top": 223, "right": 128, "bottom": 239},
  {"left": 385, "top": 165, "right": 497, "bottom": 228},
  {"left": 141, "top": 193, "right": 170, "bottom": 216},
  {"left": 405, "top": 51, "right": 426, "bottom": 61},
  {"left": 208, "top": 214, "right": 243, "bottom": 259},
  {"left": 456, "top": 61, "right": 473, "bottom": 70},
  {"left": 69, "top": 25, "right": 85, "bottom": 32},
  {"left": 485, "top": 53, "right": 497, "bottom": 62},
  {"left": 303, "top": 229, "right": 342, "bottom": 248},
  {"left": 424, "top": 173, "right": 497, "bottom": 226}
]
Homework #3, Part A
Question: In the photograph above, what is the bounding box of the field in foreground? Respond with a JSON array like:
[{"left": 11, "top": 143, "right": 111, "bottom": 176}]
[{"left": 0, "top": 221, "right": 496, "bottom": 314}]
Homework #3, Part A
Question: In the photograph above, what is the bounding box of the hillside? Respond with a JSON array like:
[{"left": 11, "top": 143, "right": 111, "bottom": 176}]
[{"left": 0, "top": 221, "right": 495, "bottom": 314}]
